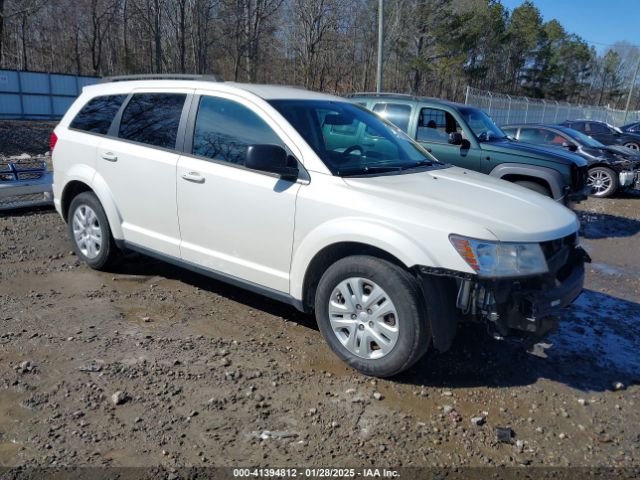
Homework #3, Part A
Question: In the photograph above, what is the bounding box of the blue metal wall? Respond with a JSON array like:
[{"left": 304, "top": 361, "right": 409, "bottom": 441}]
[{"left": 0, "top": 70, "right": 99, "bottom": 120}]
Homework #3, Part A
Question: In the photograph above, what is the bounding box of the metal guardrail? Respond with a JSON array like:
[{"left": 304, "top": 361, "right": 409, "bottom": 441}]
[
  {"left": 464, "top": 86, "right": 640, "bottom": 127},
  {"left": 0, "top": 69, "right": 99, "bottom": 120}
]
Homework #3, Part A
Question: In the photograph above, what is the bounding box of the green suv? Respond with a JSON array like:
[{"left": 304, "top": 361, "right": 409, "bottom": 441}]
[{"left": 346, "top": 93, "right": 590, "bottom": 204}]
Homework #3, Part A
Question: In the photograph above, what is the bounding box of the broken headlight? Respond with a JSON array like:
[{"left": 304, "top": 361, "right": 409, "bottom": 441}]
[{"left": 449, "top": 235, "right": 548, "bottom": 278}]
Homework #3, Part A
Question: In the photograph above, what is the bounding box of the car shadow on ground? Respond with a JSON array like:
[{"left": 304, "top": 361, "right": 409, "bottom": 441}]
[
  {"left": 113, "top": 252, "right": 318, "bottom": 330},
  {"left": 577, "top": 210, "right": 640, "bottom": 239},
  {"left": 115, "top": 252, "right": 640, "bottom": 393},
  {"left": 399, "top": 289, "right": 640, "bottom": 393}
]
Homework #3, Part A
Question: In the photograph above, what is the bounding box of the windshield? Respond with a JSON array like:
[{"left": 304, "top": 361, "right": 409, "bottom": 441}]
[
  {"left": 269, "top": 100, "right": 442, "bottom": 176},
  {"left": 561, "top": 127, "right": 605, "bottom": 148},
  {"left": 459, "top": 107, "right": 506, "bottom": 142}
]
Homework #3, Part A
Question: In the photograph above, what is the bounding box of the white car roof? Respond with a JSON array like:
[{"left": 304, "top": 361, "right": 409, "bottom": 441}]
[{"left": 83, "top": 80, "right": 344, "bottom": 102}]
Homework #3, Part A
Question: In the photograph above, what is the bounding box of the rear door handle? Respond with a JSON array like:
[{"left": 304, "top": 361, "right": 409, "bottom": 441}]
[
  {"left": 101, "top": 152, "right": 118, "bottom": 162},
  {"left": 181, "top": 171, "right": 205, "bottom": 183}
]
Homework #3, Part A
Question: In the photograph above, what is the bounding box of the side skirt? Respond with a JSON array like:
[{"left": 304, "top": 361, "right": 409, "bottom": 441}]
[{"left": 115, "top": 239, "right": 306, "bottom": 312}]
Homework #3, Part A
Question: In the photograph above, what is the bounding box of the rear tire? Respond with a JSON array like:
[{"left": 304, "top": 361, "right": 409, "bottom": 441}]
[
  {"left": 314, "top": 255, "right": 430, "bottom": 377},
  {"left": 67, "top": 192, "right": 119, "bottom": 270},
  {"left": 587, "top": 166, "right": 618, "bottom": 198},
  {"left": 514, "top": 180, "right": 552, "bottom": 197},
  {"left": 623, "top": 141, "right": 639, "bottom": 151}
]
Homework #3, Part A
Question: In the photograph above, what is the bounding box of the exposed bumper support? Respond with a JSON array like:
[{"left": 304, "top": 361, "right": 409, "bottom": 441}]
[{"left": 417, "top": 244, "right": 590, "bottom": 350}]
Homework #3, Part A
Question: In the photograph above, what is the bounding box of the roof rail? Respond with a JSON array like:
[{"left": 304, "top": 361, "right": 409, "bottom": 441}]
[
  {"left": 100, "top": 74, "right": 223, "bottom": 83},
  {"left": 345, "top": 92, "right": 416, "bottom": 99}
]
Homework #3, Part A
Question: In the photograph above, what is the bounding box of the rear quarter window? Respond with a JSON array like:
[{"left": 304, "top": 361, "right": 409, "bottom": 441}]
[
  {"left": 69, "top": 95, "right": 127, "bottom": 135},
  {"left": 372, "top": 103, "right": 411, "bottom": 133}
]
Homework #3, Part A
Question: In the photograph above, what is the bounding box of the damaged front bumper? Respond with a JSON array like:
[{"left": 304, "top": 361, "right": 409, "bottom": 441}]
[
  {"left": 418, "top": 234, "right": 590, "bottom": 349},
  {"left": 619, "top": 170, "right": 638, "bottom": 189}
]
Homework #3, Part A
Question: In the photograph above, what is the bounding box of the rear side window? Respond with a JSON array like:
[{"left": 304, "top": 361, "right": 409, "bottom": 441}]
[
  {"left": 372, "top": 103, "right": 411, "bottom": 133},
  {"left": 192, "top": 96, "right": 282, "bottom": 166},
  {"left": 587, "top": 122, "right": 609, "bottom": 134},
  {"left": 119, "top": 93, "right": 186, "bottom": 149},
  {"left": 70, "top": 95, "right": 127, "bottom": 134}
]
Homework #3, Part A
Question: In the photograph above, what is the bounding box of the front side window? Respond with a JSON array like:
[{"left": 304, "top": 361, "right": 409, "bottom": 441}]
[
  {"left": 416, "top": 107, "right": 458, "bottom": 143},
  {"left": 70, "top": 95, "right": 127, "bottom": 134},
  {"left": 270, "top": 100, "right": 441, "bottom": 176},
  {"left": 118, "top": 93, "right": 186, "bottom": 149},
  {"left": 519, "top": 128, "right": 567, "bottom": 147},
  {"left": 372, "top": 103, "right": 411, "bottom": 133},
  {"left": 587, "top": 122, "right": 610, "bottom": 134},
  {"left": 458, "top": 107, "right": 506, "bottom": 142},
  {"left": 192, "top": 96, "right": 283, "bottom": 165}
]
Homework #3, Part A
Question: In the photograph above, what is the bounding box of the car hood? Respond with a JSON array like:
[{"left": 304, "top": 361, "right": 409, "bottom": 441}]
[
  {"left": 581, "top": 146, "right": 640, "bottom": 168},
  {"left": 342, "top": 166, "right": 579, "bottom": 243},
  {"left": 620, "top": 132, "right": 640, "bottom": 143},
  {"left": 481, "top": 139, "right": 588, "bottom": 167},
  {"left": 602, "top": 144, "right": 640, "bottom": 160}
]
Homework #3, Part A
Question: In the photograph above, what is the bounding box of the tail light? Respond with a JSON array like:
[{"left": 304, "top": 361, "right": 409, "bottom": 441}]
[{"left": 50, "top": 132, "right": 58, "bottom": 152}]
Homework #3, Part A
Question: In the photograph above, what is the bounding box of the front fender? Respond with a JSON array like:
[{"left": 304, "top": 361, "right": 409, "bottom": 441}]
[
  {"left": 289, "top": 217, "right": 436, "bottom": 300},
  {"left": 489, "top": 163, "right": 565, "bottom": 200}
]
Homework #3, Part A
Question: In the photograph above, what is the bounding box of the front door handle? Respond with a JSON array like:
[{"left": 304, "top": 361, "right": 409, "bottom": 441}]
[
  {"left": 181, "top": 171, "right": 205, "bottom": 183},
  {"left": 101, "top": 152, "right": 118, "bottom": 162}
]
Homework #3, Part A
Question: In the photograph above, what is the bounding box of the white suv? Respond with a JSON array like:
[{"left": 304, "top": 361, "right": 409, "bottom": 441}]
[{"left": 52, "top": 76, "right": 589, "bottom": 377}]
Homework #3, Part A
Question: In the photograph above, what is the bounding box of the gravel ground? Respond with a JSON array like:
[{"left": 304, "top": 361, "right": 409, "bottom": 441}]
[
  {"left": 0, "top": 121, "right": 56, "bottom": 157},
  {"left": 0, "top": 122, "right": 639, "bottom": 471}
]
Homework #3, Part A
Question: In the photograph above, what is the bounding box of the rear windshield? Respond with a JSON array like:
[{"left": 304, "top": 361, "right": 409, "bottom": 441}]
[{"left": 70, "top": 95, "right": 127, "bottom": 134}]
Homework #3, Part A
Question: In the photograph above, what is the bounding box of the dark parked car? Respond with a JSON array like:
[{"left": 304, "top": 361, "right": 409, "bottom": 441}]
[
  {"left": 347, "top": 93, "right": 590, "bottom": 205},
  {"left": 502, "top": 124, "right": 640, "bottom": 198},
  {"left": 621, "top": 121, "right": 640, "bottom": 134},
  {"left": 561, "top": 120, "right": 640, "bottom": 152}
]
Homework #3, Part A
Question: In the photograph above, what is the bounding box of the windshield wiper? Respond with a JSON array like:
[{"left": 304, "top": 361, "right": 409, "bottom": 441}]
[
  {"left": 400, "top": 160, "right": 434, "bottom": 170},
  {"left": 337, "top": 166, "right": 404, "bottom": 176}
]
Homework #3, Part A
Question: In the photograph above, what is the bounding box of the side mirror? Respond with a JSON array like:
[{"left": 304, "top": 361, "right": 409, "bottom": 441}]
[
  {"left": 562, "top": 142, "right": 577, "bottom": 152},
  {"left": 245, "top": 144, "right": 298, "bottom": 180},
  {"left": 448, "top": 132, "right": 463, "bottom": 145},
  {"left": 448, "top": 132, "right": 470, "bottom": 149}
]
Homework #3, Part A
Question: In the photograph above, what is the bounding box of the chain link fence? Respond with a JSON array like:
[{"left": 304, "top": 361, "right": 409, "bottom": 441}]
[{"left": 464, "top": 86, "right": 640, "bottom": 127}]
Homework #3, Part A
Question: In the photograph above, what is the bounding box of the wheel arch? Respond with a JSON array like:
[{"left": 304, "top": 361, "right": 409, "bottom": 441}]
[
  {"left": 59, "top": 171, "right": 124, "bottom": 240},
  {"left": 299, "top": 242, "right": 409, "bottom": 312},
  {"left": 489, "top": 163, "right": 565, "bottom": 200}
]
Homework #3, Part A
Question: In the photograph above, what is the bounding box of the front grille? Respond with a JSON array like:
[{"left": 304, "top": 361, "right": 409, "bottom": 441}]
[
  {"left": 540, "top": 233, "right": 577, "bottom": 261},
  {"left": 0, "top": 161, "right": 46, "bottom": 182}
]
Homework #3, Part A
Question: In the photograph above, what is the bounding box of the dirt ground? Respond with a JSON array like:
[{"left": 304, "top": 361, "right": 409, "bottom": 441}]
[{"left": 0, "top": 123, "right": 639, "bottom": 470}]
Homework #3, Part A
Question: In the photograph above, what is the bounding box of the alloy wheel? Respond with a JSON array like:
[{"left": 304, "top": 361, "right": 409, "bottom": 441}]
[{"left": 587, "top": 168, "right": 614, "bottom": 197}]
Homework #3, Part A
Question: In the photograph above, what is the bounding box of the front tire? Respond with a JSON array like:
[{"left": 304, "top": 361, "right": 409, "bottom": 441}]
[
  {"left": 68, "top": 192, "right": 119, "bottom": 270},
  {"left": 623, "top": 141, "right": 639, "bottom": 151},
  {"left": 314, "top": 256, "right": 430, "bottom": 377},
  {"left": 587, "top": 166, "right": 618, "bottom": 198}
]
